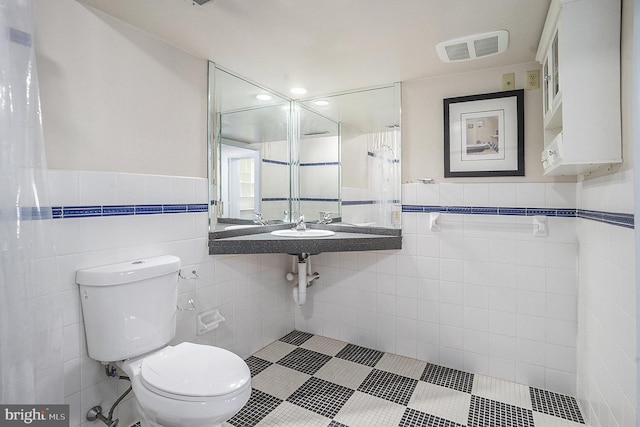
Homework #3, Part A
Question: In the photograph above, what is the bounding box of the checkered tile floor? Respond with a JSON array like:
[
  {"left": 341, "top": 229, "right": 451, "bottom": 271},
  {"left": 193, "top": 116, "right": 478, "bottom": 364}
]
[{"left": 224, "top": 331, "right": 585, "bottom": 427}]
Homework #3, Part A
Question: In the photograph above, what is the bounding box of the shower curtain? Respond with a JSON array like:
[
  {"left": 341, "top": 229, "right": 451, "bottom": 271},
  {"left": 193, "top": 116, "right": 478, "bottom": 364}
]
[
  {"left": 368, "top": 128, "right": 401, "bottom": 228},
  {"left": 1, "top": 0, "right": 62, "bottom": 403}
]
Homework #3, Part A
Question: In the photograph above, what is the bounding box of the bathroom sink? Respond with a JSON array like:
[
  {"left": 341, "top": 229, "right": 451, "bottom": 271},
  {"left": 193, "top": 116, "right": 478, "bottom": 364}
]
[{"left": 271, "top": 229, "right": 336, "bottom": 238}]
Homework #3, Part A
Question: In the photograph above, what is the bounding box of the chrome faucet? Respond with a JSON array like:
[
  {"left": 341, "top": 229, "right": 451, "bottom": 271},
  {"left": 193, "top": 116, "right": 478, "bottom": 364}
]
[
  {"left": 318, "top": 211, "right": 333, "bottom": 224},
  {"left": 295, "top": 215, "right": 306, "bottom": 231},
  {"left": 253, "top": 212, "right": 268, "bottom": 225}
]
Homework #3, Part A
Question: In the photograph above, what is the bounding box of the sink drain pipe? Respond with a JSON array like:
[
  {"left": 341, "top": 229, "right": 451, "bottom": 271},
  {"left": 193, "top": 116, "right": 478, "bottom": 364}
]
[{"left": 288, "top": 253, "right": 319, "bottom": 306}]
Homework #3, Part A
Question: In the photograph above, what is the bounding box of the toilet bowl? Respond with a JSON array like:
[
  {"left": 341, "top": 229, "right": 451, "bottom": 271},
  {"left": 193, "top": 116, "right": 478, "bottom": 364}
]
[{"left": 118, "top": 342, "right": 251, "bottom": 427}]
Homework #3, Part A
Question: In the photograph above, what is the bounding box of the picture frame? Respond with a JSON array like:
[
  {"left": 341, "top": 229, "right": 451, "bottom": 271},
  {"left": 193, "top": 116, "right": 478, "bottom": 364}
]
[{"left": 444, "top": 89, "right": 524, "bottom": 177}]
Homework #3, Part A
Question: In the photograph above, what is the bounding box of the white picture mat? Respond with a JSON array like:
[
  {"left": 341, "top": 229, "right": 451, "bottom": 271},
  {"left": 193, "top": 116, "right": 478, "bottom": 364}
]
[{"left": 448, "top": 96, "right": 518, "bottom": 173}]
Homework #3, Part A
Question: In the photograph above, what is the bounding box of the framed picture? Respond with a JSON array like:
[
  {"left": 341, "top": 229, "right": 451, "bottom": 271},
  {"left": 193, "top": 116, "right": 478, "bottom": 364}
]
[{"left": 444, "top": 89, "right": 524, "bottom": 177}]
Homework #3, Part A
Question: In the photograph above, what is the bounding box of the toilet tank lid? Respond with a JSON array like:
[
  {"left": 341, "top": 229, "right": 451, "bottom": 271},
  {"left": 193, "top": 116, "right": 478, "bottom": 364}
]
[{"left": 76, "top": 255, "right": 181, "bottom": 286}]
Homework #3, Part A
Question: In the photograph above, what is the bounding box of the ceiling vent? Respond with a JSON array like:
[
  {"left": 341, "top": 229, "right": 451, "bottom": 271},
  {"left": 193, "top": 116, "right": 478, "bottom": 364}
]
[{"left": 436, "top": 30, "right": 509, "bottom": 62}]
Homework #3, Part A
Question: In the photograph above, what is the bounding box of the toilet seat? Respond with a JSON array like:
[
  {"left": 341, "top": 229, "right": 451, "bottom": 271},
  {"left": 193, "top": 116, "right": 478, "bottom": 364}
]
[{"left": 140, "top": 342, "right": 251, "bottom": 402}]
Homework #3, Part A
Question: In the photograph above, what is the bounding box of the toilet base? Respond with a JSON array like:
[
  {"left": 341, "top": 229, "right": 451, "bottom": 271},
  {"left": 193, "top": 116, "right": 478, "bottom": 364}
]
[
  {"left": 130, "top": 397, "right": 227, "bottom": 427},
  {"left": 122, "top": 366, "right": 250, "bottom": 427}
]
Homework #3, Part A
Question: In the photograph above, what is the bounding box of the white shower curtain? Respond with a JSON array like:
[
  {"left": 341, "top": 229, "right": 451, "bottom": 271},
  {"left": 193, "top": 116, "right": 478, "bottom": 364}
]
[
  {"left": 368, "top": 128, "right": 401, "bottom": 228},
  {"left": 0, "top": 0, "right": 62, "bottom": 403}
]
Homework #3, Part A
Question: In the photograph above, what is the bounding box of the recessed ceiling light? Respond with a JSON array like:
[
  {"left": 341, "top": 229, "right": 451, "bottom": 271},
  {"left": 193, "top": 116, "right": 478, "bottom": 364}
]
[
  {"left": 256, "top": 94, "right": 272, "bottom": 101},
  {"left": 290, "top": 87, "right": 308, "bottom": 95},
  {"left": 314, "top": 100, "right": 329, "bottom": 106}
]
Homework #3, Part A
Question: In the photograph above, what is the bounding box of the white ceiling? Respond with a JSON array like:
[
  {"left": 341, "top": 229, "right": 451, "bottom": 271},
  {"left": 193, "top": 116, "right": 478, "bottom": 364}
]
[{"left": 77, "top": 0, "right": 551, "bottom": 98}]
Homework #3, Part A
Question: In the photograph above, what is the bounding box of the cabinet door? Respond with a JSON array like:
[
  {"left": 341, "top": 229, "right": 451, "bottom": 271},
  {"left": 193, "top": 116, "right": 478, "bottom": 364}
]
[
  {"left": 543, "top": 56, "right": 551, "bottom": 114},
  {"left": 542, "top": 29, "right": 560, "bottom": 121},
  {"left": 551, "top": 31, "right": 560, "bottom": 101}
]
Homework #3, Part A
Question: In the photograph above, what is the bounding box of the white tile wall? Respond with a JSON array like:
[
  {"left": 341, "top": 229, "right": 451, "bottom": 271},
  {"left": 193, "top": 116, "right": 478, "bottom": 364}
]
[
  {"left": 45, "top": 170, "right": 293, "bottom": 427},
  {"left": 34, "top": 173, "right": 636, "bottom": 426},
  {"left": 578, "top": 169, "right": 634, "bottom": 214},
  {"left": 300, "top": 136, "right": 339, "bottom": 163},
  {"left": 300, "top": 165, "right": 340, "bottom": 198},
  {"left": 341, "top": 187, "right": 378, "bottom": 226},
  {"left": 260, "top": 140, "right": 290, "bottom": 220},
  {"left": 296, "top": 182, "right": 579, "bottom": 395},
  {"left": 576, "top": 170, "right": 636, "bottom": 427}
]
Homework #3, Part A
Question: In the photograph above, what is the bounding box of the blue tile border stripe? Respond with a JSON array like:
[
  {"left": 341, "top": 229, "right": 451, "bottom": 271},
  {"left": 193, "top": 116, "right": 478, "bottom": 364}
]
[
  {"left": 262, "top": 159, "right": 289, "bottom": 166},
  {"left": 496, "top": 207, "right": 527, "bottom": 216},
  {"left": 188, "top": 204, "right": 208, "bottom": 212},
  {"left": 63, "top": 206, "right": 102, "bottom": 218},
  {"left": 43, "top": 203, "right": 209, "bottom": 219},
  {"left": 300, "top": 198, "right": 340, "bottom": 202},
  {"left": 556, "top": 209, "right": 577, "bottom": 217},
  {"left": 577, "top": 209, "right": 634, "bottom": 228},
  {"left": 135, "top": 205, "right": 163, "bottom": 215},
  {"left": 300, "top": 162, "right": 341, "bottom": 167},
  {"left": 10, "top": 27, "right": 32, "bottom": 47},
  {"left": 402, "top": 205, "right": 633, "bottom": 229},
  {"left": 32, "top": 202, "right": 636, "bottom": 229},
  {"left": 103, "top": 205, "right": 135, "bottom": 216},
  {"left": 20, "top": 206, "right": 54, "bottom": 220},
  {"left": 342, "top": 200, "right": 401, "bottom": 206},
  {"left": 163, "top": 204, "right": 187, "bottom": 214}
]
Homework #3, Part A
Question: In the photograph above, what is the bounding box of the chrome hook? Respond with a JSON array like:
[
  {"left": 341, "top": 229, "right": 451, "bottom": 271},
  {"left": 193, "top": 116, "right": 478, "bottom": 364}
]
[
  {"left": 179, "top": 269, "right": 199, "bottom": 280},
  {"left": 177, "top": 298, "right": 196, "bottom": 311}
]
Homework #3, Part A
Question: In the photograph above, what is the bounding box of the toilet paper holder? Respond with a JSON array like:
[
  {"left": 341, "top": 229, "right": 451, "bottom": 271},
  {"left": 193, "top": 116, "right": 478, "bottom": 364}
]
[{"left": 197, "top": 308, "right": 226, "bottom": 335}]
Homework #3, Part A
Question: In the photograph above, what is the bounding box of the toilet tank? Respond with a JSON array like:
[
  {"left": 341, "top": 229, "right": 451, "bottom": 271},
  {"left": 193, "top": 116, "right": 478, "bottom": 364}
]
[{"left": 76, "top": 255, "right": 181, "bottom": 362}]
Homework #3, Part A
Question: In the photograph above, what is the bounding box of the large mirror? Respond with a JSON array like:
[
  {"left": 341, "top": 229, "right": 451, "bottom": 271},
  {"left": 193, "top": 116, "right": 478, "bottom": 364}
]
[
  {"left": 208, "top": 62, "right": 401, "bottom": 230},
  {"left": 300, "top": 86, "right": 402, "bottom": 228},
  {"left": 297, "top": 105, "right": 341, "bottom": 223},
  {"left": 209, "top": 65, "right": 291, "bottom": 225}
]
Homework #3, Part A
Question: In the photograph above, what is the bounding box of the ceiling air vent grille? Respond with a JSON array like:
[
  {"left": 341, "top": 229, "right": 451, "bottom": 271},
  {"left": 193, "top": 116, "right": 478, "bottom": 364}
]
[
  {"left": 444, "top": 43, "right": 470, "bottom": 61},
  {"left": 436, "top": 30, "right": 509, "bottom": 62}
]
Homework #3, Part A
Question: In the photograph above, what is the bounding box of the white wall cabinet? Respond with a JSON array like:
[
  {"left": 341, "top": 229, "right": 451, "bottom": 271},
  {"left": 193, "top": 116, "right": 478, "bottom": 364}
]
[{"left": 536, "top": 0, "right": 621, "bottom": 176}]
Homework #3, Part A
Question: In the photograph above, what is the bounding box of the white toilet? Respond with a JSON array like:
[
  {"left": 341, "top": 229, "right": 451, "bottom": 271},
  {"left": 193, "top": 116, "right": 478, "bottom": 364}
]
[{"left": 76, "top": 255, "right": 251, "bottom": 427}]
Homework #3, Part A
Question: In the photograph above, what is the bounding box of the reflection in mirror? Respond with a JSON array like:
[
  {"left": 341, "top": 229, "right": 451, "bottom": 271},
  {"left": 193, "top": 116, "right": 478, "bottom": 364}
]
[
  {"left": 208, "top": 61, "right": 402, "bottom": 231},
  {"left": 210, "top": 64, "right": 291, "bottom": 226},
  {"left": 300, "top": 85, "right": 401, "bottom": 228},
  {"left": 297, "top": 105, "right": 341, "bottom": 223}
]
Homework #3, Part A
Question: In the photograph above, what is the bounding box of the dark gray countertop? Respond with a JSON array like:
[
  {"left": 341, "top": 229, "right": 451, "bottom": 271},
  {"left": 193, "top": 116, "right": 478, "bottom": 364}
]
[{"left": 209, "top": 223, "right": 402, "bottom": 255}]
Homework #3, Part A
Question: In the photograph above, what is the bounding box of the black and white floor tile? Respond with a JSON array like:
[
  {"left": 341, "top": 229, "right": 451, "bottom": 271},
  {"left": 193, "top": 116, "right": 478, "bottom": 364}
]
[{"left": 226, "top": 331, "right": 585, "bottom": 427}]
